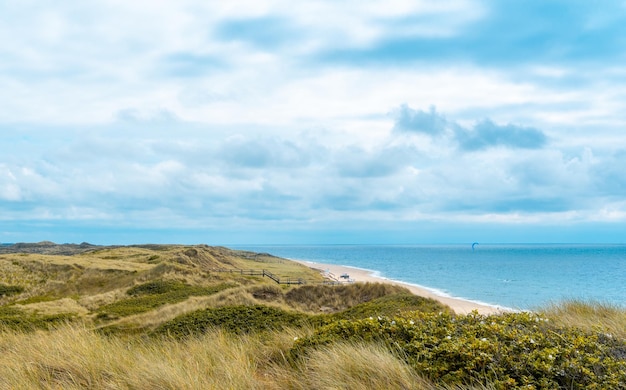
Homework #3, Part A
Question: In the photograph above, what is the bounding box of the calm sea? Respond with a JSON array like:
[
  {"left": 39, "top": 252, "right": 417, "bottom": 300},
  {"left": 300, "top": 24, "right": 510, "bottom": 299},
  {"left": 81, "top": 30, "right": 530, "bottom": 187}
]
[{"left": 232, "top": 244, "right": 626, "bottom": 311}]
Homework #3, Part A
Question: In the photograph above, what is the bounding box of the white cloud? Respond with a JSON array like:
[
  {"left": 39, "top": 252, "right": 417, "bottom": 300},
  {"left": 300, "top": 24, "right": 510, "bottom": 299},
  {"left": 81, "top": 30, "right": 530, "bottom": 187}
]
[
  {"left": 2, "top": 1, "right": 626, "bottom": 242},
  {"left": 0, "top": 165, "right": 22, "bottom": 201}
]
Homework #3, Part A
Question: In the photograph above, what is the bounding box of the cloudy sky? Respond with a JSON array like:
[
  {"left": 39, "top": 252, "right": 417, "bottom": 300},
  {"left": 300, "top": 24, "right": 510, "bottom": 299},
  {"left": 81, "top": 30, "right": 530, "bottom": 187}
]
[{"left": 2, "top": 0, "right": 626, "bottom": 245}]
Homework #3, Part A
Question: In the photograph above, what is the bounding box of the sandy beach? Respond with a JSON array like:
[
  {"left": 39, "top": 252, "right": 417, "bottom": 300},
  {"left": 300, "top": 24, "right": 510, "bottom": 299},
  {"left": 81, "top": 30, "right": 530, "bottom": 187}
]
[{"left": 294, "top": 260, "right": 508, "bottom": 315}]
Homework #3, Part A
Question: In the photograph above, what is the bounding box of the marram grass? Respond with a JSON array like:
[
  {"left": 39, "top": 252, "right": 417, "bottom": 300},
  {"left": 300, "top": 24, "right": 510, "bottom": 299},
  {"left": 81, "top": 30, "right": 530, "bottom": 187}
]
[
  {"left": 540, "top": 299, "right": 626, "bottom": 340},
  {"left": 0, "top": 322, "right": 445, "bottom": 390},
  {"left": 0, "top": 324, "right": 263, "bottom": 389},
  {"left": 4, "top": 304, "right": 624, "bottom": 390},
  {"left": 1, "top": 245, "right": 625, "bottom": 389}
]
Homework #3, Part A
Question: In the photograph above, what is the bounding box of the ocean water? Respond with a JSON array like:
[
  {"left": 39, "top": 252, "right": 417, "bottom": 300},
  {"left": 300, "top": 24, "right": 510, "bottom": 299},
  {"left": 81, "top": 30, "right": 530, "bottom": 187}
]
[{"left": 232, "top": 244, "right": 626, "bottom": 310}]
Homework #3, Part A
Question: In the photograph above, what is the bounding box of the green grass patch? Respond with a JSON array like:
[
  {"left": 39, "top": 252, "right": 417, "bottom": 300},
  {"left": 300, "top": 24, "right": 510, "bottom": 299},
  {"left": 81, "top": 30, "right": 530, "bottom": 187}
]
[
  {"left": 15, "top": 294, "right": 62, "bottom": 305},
  {"left": 0, "top": 306, "right": 75, "bottom": 330},
  {"left": 154, "top": 304, "right": 311, "bottom": 337},
  {"left": 0, "top": 284, "right": 24, "bottom": 296},
  {"left": 127, "top": 279, "right": 188, "bottom": 296},
  {"left": 96, "top": 281, "right": 235, "bottom": 319},
  {"left": 332, "top": 293, "right": 450, "bottom": 320}
]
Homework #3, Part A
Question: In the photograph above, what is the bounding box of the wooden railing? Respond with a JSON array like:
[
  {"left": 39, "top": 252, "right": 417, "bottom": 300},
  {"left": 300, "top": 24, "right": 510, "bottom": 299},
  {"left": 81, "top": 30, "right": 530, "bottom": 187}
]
[{"left": 210, "top": 268, "right": 342, "bottom": 286}]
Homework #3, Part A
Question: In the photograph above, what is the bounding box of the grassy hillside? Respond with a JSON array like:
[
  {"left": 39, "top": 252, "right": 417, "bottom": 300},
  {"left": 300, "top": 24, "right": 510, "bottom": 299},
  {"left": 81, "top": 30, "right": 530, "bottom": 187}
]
[
  {"left": 0, "top": 244, "right": 328, "bottom": 331},
  {"left": 1, "top": 243, "right": 624, "bottom": 389}
]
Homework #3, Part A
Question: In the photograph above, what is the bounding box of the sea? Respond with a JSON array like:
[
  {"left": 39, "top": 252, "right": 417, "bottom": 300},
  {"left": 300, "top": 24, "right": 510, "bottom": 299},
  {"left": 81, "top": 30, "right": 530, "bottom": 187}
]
[{"left": 232, "top": 244, "right": 626, "bottom": 311}]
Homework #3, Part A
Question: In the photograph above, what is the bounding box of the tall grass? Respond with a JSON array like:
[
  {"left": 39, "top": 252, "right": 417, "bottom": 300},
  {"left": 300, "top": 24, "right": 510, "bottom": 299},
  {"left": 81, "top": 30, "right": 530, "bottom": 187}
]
[
  {"left": 2, "top": 245, "right": 625, "bottom": 389},
  {"left": 0, "top": 324, "right": 441, "bottom": 389},
  {"left": 272, "top": 341, "right": 434, "bottom": 389},
  {"left": 2, "top": 303, "right": 625, "bottom": 389},
  {"left": 540, "top": 299, "right": 626, "bottom": 339},
  {"left": 0, "top": 324, "right": 263, "bottom": 389},
  {"left": 285, "top": 282, "right": 410, "bottom": 312}
]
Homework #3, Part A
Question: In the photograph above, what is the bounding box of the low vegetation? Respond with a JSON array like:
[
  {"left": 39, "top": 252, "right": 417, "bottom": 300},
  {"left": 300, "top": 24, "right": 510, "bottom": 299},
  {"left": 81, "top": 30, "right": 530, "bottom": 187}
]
[
  {"left": 540, "top": 300, "right": 626, "bottom": 340},
  {"left": 155, "top": 304, "right": 312, "bottom": 337},
  {"left": 0, "top": 306, "right": 76, "bottom": 330},
  {"left": 1, "top": 243, "right": 624, "bottom": 389},
  {"left": 96, "top": 280, "right": 235, "bottom": 320},
  {"left": 331, "top": 292, "right": 452, "bottom": 320},
  {"left": 292, "top": 311, "right": 626, "bottom": 389},
  {"left": 0, "top": 283, "right": 24, "bottom": 296}
]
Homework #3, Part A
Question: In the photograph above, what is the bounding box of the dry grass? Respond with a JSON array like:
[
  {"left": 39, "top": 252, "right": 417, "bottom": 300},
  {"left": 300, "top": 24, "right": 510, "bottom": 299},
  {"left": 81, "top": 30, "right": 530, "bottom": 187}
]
[
  {"left": 0, "top": 323, "right": 444, "bottom": 390},
  {"left": 1, "top": 246, "right": 253, "bottom": 314},
  {"left": 2, "top": 245, "right": 624, "bottom": 389},
  {"left": 1, "top": 252, "right": 153, "bottom": 307},
  {"left": 540, "top": 299, "right": 626, "bottom": 339},
  {"left": 77, "top": 288, "right": 129, "bottom": 311},
  {"left": 198, "top": 287, "right": 303, "bottom": 318},
  {"left": 227, "top": 254, "right": 324, "bottom": 282},
  {"left": 0, "top": 324, "right": 265, "bottom": 389},
  {"left": 271, "top": 341, "right": 435, "bottom": 389},
  {"left": 0, "top": 256, "right": 42, "bottom": 288},
  {"left": 16, "top": 298, "right": 89, "bottom": 317},
  {"left": 101, "top": 295, "right": 223, "bottom": 331},
  {"left": 1, "top": 245, "right": 335, "bottom": 338},
  {"left": 285, "top": 282, "right": 410, "bottom": 313},
  {"left": 1, "top": 251, "right": 155, "bottom": 272}
]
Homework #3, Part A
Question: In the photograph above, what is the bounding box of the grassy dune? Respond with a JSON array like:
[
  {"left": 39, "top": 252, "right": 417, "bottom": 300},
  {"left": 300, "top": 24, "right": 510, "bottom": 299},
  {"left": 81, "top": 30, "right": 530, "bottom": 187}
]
[{"left": 1, "top": 244, "right": 625, "bottom": 389}]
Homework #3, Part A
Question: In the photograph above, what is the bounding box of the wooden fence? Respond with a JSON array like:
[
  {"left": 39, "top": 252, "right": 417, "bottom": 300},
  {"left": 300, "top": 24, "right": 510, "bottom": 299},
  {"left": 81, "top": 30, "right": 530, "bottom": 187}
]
[{"left": 210, "top": 268, "right": 343, "bottom": 286}]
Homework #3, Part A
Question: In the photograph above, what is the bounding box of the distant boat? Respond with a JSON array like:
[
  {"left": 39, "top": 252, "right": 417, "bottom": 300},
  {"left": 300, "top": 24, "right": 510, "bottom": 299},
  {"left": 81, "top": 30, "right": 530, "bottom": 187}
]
[{"left": 472, "top": 242, "right": 479, "bottom": 250}]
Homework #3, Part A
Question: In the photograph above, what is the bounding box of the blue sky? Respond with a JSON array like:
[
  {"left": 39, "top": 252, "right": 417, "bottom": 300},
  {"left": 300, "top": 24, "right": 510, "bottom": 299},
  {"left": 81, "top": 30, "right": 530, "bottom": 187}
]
[{"left": 2, "top": 0, "right": 626, "bottom": 245}]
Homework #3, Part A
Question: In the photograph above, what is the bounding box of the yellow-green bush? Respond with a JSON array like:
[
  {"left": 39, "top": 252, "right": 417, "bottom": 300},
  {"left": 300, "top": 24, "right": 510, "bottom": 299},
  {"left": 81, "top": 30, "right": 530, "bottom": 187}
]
[
  {"left": 126, "top": 279, "right": 187, "bottom": 296},
  {"left": 292, "top": 311, "right": 626, "bottom": 389},
  {"left": 331, "top": 293, "right": 450, "bottom": 320},
  {"left": 154, "top": 304, "right": 311, "bottom": 337}
]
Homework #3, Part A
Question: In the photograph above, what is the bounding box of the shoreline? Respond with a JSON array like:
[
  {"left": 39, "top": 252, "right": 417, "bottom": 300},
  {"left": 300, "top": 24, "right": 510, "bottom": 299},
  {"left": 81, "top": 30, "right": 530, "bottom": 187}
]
[{"left": 293, "top": 259, "right": 511, "bottom": 315}]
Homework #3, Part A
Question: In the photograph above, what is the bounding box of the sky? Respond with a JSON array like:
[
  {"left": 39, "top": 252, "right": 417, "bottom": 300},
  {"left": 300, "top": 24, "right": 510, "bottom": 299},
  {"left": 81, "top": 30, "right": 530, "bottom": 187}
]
[{"left": 1, "top": 0, "right": 626, "bottom": 245}]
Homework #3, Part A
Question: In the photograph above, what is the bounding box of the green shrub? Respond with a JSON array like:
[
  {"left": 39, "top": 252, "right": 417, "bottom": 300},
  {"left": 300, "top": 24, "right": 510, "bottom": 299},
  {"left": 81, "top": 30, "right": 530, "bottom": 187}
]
[
  {"left": 297, "top": 293, "right": 451, "bottom": 329},
  {"left": 332, "top": 293, "right": 450, "bottom": 320},
  {"left": 96, "top": 282, "right": 235, "bottom": 319},
  {"left": 0, "top": 284, "right": 24, "bottom": 296},
  {"left": 154, "top": 304, "right": 311, "bottom": 337},
  {"left": 292, "top": 311, "right": 626, "bottom": 389},
  {"left": 0, "top": 306, "right": 75, "bottom": 330},
  {"left": 127, "top": 280, "right": 187, "bottom": 296}
]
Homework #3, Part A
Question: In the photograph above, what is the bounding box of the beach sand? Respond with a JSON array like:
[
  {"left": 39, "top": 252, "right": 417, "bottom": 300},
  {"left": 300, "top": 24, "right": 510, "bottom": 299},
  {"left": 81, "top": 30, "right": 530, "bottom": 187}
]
[{"left": 294, "top": 260, "right": 508, "bottom": 315}]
